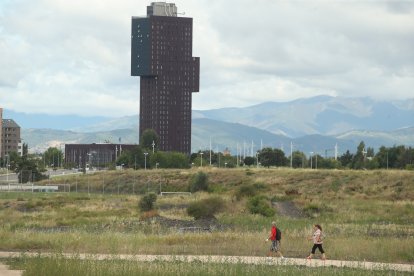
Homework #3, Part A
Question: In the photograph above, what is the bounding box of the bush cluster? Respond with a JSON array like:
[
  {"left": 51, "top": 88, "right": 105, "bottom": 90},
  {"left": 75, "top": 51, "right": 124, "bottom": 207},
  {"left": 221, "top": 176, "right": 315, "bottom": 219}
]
[
  {"left": 187, "top": 197, "right": 225, "bottom": 219},
  {"left": 247, "top": 196, "right": 275, "bottom": 217},
  {"left": 139, "top": 193, "right": 157, "bottom": 212},
  {"left": 235, "top": 183, "right": 266, "bottom": 200},
  {"left": 189, "top": 171, "right": 209, "bottom": 192}
]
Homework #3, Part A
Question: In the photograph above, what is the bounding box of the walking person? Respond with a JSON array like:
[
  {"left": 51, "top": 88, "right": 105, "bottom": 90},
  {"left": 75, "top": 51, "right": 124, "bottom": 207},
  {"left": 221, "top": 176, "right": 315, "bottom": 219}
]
[
  {"left": 306, "top": 224, "right": 326, "bottom": 260},
  {"left": 266, "top": 221, "right": 284, "bottom": 258}
]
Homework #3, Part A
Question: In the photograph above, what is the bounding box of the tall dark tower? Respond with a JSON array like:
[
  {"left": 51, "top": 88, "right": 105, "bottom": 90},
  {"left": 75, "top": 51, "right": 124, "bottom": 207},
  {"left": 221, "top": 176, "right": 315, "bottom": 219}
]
[{"left": 131, "top": 2, "right": 200, "bottom": 155}]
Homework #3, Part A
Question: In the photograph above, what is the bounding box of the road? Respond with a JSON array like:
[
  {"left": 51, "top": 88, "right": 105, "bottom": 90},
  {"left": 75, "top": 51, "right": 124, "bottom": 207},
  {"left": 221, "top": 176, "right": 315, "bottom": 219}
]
[
  {"left": 0, "top": 169, "right": 81, "bottom": 184},
  {"left": 0, "top": 252, "right": 412, "bottom": 273}
]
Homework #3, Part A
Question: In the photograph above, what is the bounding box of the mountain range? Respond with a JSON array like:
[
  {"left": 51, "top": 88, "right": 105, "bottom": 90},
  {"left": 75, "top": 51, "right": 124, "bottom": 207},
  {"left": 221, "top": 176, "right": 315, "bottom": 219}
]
[{"left": 14, "top": 95, "right": 414, "bottom": 155}]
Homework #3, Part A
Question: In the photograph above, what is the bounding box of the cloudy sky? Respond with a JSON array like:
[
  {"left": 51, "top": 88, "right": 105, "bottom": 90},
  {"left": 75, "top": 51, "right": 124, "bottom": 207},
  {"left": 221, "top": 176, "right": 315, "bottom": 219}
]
[{"left": 0, "top": 0, "right": 413, "bottom": 117}]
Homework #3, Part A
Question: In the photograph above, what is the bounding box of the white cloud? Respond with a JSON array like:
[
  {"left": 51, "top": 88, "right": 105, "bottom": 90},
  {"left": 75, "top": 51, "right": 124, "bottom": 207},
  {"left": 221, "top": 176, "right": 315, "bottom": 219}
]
[{"left": 0, "top": 0, "right": 413, "bottom": 116}]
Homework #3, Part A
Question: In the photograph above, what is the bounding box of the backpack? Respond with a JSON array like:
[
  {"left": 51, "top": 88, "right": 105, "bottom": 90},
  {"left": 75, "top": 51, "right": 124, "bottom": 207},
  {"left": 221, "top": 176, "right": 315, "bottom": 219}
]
[{"left": 276, "top": 228, "right": 282, "bottom": 241}]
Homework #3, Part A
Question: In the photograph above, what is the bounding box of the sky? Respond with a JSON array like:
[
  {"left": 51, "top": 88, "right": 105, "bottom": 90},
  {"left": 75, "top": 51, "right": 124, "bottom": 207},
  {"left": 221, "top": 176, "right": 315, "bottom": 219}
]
[{"left": 0, "top": 0, "right": 413, "bottom": 117}]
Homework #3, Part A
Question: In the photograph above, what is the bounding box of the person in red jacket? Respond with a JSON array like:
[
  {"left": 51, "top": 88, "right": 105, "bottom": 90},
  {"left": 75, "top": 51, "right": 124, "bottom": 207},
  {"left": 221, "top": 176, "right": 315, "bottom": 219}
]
[{"left": 266, "top": 221, "right": 284, "bottom": 258}]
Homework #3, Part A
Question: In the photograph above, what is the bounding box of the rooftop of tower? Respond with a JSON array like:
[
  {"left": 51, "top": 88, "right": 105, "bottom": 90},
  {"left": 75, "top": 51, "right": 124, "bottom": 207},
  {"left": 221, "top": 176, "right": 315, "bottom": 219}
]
[{"left": 147, "top": 2, "right": 177, "bottom": 17}]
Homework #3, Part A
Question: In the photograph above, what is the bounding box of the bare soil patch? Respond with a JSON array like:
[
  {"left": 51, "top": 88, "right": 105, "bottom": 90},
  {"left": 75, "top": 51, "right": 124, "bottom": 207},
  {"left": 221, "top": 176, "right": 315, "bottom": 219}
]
[{"left": 272, "top": 201, "right": 305, "bottom": 218}]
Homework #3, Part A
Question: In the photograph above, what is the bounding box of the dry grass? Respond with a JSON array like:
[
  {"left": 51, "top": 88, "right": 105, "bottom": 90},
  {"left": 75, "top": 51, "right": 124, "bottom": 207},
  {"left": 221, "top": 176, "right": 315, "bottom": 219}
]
[{"left": 0, "top": 168, "right": 413, "bottom": 263}]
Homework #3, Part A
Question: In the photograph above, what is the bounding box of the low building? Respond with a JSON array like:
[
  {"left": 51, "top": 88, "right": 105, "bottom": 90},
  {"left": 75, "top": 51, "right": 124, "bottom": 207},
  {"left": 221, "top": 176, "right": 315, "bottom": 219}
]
[
  {"left": 1, "top": 118, "right": 22, "bottom": 158},
  {"left": 64, "top": 143, "right": 138, "bottom": 169}
]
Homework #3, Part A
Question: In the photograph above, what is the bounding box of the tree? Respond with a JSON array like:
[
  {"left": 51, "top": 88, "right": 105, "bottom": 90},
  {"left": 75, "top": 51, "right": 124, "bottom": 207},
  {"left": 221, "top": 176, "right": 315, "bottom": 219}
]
[
  {"left": 140, "top": 129, "right": 159, "bottom": 151},
  {"left": 43, "top": 147, "right": 63, "bottom": 168},
  {"left": 352, "top": 141, "right": 366, "bottom": 169},
  {"left": 318, "top": 156, "right": 341, "bottom": 169},
  {"left": 258, "top": 147, "right": 287, "bottom": 167},
  {"left": 291, "top": 151, "right": 306, "bottom": 168},
  {"left": 150, "top": 151, "right": 189, "bottom": 168},
  {"left": 22, "top": 143, "right": 29, "bottom": 157},
  {"left": 16, "top": 156, "right": 46, "bottom": 183},
  {"left": 258, "top": 148, "right": 274, "bottom": 167},
  {"left": 115, "top": 145, "right": 145, "bottom": 169},
  {"left": 339, "top": 150, "right": 353, "bottom": 168},
  {"left": 6, "top": 151, "right": 21, "bottom": 171},
  {"left": 243, "top": 156, "right": 255, "bottom": 166}
]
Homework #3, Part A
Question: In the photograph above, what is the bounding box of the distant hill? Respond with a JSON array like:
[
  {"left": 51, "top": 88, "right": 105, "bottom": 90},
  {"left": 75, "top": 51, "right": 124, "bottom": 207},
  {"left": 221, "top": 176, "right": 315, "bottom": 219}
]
[
  {"left": 23, "top": 128, "right": 139, "bottom": 153},
  {"left": 70, "top": 96, "right": 414, "bottom": 138},
  {"left": 194, "top": 95, "right": 414, "bottom": 137},
  {"left": 12, "top": 95, "right": 414, "bottom": 154},
  {"left": 22, "top": 119, "right": 413, "bottom": 155},
  {"left": 3, "top": 110, "right": 110, "bottom": 130}
]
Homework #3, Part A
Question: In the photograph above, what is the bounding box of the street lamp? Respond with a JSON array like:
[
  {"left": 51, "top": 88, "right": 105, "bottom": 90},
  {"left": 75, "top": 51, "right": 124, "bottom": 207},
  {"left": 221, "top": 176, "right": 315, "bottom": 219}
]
[
  {"left": 310, "top": 152, "right": 313, "bottom": 169},
  {"left": 225, "top": 162, "right": 227, "bottom": 168},
  {"left": 144, "top": 152, "right": 148, "bottom": 170},
  {"left": 152, "top": 140, "right": 155, "bottom": 154},
  {"left": 386, "top": 151, "right": 389, "bottom": 170},
  {"left": 200, "top": 152, "right": 204, "bottom": 167},
  {"left": 87, "top": 153, "right": 92, "bottom": 172},
  {"left": 5, "top": 154, "right": 9, "bottom": 191}
]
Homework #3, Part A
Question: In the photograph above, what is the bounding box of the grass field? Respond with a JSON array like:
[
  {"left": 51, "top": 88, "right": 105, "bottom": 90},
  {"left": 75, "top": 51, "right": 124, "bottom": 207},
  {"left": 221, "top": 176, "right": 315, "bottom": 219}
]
[
  {"left": 4, "top": 255, "right": 412, "bottom": 276},
  {"left": 0, "top": 168, "right": 413, "bottom": 266}
]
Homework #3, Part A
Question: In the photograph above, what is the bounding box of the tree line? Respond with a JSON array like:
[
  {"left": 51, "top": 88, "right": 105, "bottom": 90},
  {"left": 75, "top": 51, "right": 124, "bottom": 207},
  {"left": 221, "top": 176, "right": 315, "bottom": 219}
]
[{"left": 1, "top": 136, "right": 412, "bottom": 185}]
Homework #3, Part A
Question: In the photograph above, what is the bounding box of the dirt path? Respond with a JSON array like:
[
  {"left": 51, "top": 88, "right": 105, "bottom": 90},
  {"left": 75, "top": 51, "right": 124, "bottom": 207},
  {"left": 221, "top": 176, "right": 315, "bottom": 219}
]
[
  {"left": 0, "top": 252, "right": 412, "bottom": 272},
  {"left": 0, "top": 263, "right": 23, "bottom": 276}
]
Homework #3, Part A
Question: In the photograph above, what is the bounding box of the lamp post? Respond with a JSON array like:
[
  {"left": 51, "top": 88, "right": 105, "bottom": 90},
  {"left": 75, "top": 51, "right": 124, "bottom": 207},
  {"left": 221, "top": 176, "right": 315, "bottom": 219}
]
[
  {"left": 200, "top": 152, "right": 204, "bottom": 167},
  {"left": 386, "top": 151, "right": 389, "bottom": 170},
  {"left": 144, "top": 152, "right": 148, "bottom": 170},
  {"left": 310, "top": 152, "right": 313, "bottom": 169},
  {"left": 152, "top": 140, "right": 155, "bottom": 154},
  {"left": 87, "top": 153, "right": 91, "bottom": 172},
  {"left": 5, "top": 154, "right": 9, "bottom": 192},
  {"left": 225, "top": 162, "right": 227, "bottom": 168}
]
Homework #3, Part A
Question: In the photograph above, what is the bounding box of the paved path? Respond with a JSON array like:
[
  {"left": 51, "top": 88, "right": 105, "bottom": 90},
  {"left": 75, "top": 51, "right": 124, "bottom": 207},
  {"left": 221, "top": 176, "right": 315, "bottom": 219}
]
[
  {"left": 0, "top": 251, "right": 413, "bottom": 273},
  {"left": 0, "top": 263, "right": 23, "bottom": 276}
]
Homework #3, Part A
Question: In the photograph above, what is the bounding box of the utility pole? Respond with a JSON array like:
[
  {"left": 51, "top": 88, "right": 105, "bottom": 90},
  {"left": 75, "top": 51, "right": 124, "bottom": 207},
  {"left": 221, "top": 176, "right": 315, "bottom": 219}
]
[
  {"left": 144, "top": 152, "right": 148, "bottom": 170},
  {"left": 236, "top": 143, "right": 239, "bottom": 167},
  {"left": 209, "top": 136, "right": 212, "bottom": 166},
  {"left": 310, "top": 152, "right": 313, "bottom": 169}
]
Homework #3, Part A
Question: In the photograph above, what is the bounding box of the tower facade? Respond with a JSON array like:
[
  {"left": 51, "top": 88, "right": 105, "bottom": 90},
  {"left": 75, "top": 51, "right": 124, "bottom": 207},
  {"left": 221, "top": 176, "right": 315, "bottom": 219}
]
[{"left": 131, "top": 2, "right": 200, "bottom": 155}]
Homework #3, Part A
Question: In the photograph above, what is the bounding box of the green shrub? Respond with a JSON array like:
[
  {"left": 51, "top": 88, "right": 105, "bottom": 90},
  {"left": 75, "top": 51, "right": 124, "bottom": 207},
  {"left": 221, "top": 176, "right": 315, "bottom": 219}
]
[
  {"left": 247, "top": 196, "right": 275, "bottom": 217},
  {"left": 187, "top": 197, "right": 225, "bottom": 219},
  {"left": 406, "top": 164, "right": 414, "bottom": 170},
  {"left": 236, "top": 184, "right": 256, "bottom": 200},
  {"left": 236, "top": 183, "right": 266, "bottom": 200},
  {"left": 139, "top": 193, "right": 157, "bottom": 212},
  {"left": 189, "top": 171, "right": 209, "bottom": 192}
]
